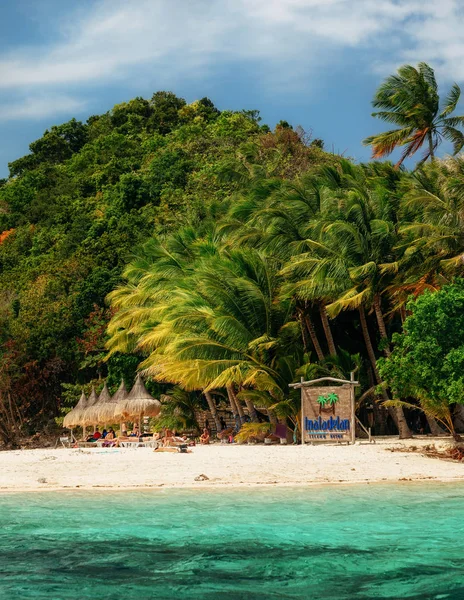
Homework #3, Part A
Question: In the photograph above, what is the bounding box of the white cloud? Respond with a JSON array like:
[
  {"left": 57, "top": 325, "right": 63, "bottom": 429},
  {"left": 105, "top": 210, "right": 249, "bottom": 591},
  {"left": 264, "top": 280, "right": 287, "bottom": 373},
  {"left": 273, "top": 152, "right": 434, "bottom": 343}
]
[
  {"left": 0, "top": 95, "right": 86, "bottom": 120},
  {"left": 1, "top": 0, "right": 464, "bottom": 103}
]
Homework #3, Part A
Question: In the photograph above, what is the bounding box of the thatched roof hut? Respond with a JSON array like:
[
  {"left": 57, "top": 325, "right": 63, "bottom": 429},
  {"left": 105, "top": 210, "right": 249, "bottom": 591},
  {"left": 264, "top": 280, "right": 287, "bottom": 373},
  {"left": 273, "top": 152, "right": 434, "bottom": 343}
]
[
  {"left": 63, "top": 390, "right": 87, "bottom": 428},
  {"left": 114, "top": 374, "right": 161, "bottom": 419},
  {"left": 95, "top": 379, "right": 128, "bottom": 424},
  {"left": 80, "top": 387, "right": 99, "bottom": 427},
  {"left": 86, "top": 382, "right": 112, "bottom": 424}
]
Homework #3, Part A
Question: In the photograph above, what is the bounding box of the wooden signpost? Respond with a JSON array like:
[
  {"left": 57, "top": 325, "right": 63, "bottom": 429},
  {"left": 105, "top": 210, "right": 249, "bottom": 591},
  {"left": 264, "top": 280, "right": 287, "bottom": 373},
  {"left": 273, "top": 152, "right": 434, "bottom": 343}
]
[{"left": 289, "top": 376, "right": 358, "bottom": 444}]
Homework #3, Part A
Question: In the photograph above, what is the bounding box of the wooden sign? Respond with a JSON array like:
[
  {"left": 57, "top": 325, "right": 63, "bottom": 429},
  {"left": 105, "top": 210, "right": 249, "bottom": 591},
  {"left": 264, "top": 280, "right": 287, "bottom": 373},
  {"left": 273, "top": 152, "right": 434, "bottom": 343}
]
[{"left": 301, "top": 383, "right": 355, "bottom": 443}]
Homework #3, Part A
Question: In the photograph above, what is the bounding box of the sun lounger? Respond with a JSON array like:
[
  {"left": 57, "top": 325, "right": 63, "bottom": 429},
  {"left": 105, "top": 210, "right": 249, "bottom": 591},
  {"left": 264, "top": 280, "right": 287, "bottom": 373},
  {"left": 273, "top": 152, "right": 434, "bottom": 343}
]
[{"left": 120, "top": 440, "right": 159, "bottom": 449}]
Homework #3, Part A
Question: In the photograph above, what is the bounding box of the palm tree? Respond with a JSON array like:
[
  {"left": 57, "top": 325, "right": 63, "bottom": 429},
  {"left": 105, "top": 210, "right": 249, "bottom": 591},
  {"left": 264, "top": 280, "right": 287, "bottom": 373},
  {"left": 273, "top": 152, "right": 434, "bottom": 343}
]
[
  {"left": 106, "top": 231, "right": 303, "bottom": 427},
  {"left": 363, "top": 63, "right": 464, "bottom": 166},
  {"left": 156, "top": 387, "right": 204, "bottom": 433},
  {"left": 282, "top": 162, "right": 412, "bottom": 437},
  {"left": 400, "top": 157, "right": 464, "bottom": 269},
  {"left": 223, "top": 171, "right": 338, "bottom": 358}
]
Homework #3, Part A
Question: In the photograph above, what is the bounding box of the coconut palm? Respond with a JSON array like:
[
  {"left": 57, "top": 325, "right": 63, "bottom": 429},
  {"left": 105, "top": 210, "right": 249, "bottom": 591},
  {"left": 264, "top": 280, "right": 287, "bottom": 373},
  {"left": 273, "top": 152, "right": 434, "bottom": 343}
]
[
  {"left": 281, "top": 163, "right": 412, "bottom": 437},
  {"left": 363, "top": 63, "right": 464, "bottom": 166},
  {"left": 137, "top": 249, "right": 297, "bottom": 399},
  {"left": 106, "top": 228, "right": 304, "bottom": 426},
  {"left": 155, "top": 387, "right": 204, "bottom": 433},
  {"left": 400, "top": 157, "right": 464, "bottom": 271},
  {"left": 223, "top": 171, "right": 338, "bottom": 358}
]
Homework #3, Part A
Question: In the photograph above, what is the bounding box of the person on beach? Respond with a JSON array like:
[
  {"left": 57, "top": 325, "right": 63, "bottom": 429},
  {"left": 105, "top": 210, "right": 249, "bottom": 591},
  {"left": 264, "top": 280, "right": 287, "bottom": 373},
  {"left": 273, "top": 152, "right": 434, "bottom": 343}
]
[
  {"left": 162, "top": 428, "right": 174, "bottom": 446},
  {"left": 102, "top": 429, "right": 118, "bottom": 447},
  {"left": 85, "top": 427, "right": 101, "bottom": 442},
  {"left": 101, "top": 429, "right": 108, "bottom": 439},
  {"left": 220, "top": 416, "right": 227, "bottom": 431},
  {"left": 200, "top": 428, "right": 210, "bottom": 444},
  {"left": 129, "top": 426, "right": 140, "bottom": 438}
]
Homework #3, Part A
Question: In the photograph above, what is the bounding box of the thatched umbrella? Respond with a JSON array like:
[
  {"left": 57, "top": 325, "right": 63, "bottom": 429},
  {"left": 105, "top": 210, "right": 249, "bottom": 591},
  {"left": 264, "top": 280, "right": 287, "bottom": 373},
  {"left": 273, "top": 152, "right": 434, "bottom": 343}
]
[
  {"left": 63, "top": 390, "right": 87, "bottom": 429},
  {"left": 114, "top": 374, "right": 160, "bottom": 429},
  {"left": 80, "top": 387, "right": 99, "bottom": 429},
  {"left": 95, "top": 379, "right": 128, "bottom": 424},
  {"left": 86, "top": 382, "right": 112, "bottom": 425}
]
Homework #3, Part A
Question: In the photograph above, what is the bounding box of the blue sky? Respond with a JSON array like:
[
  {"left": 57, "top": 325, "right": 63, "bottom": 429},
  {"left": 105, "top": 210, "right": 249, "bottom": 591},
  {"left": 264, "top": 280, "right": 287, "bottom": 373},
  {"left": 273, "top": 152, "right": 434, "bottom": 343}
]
[{"left": 1, "top": 0, "right": 464, "bottom": 178}]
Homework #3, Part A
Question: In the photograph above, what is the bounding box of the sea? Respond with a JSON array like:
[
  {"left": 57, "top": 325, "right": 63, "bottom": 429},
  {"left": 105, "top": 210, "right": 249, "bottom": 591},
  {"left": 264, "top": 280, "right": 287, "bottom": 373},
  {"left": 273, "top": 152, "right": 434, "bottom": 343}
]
[{"left": 0, "top": 483, "right": 463, "bottom": 599}]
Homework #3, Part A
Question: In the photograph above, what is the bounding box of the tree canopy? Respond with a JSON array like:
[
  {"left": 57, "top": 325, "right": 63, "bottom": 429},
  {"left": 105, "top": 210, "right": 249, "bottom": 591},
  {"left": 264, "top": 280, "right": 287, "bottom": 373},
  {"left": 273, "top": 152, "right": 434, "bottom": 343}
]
[
  {"left": 363, "top": 63, "right": 464, "bottom": 166},
  {"left": 2, "top": 69, "right": 464, "bottom": 446}
]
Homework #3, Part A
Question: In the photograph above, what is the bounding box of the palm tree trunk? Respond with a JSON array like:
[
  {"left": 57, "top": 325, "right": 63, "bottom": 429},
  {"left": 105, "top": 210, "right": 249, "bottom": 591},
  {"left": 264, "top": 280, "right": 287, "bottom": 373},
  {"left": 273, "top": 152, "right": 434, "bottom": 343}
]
[
  {"left": 453, "top": 403, "right": 464, "bottom": 433},
  {"left": 303, "top": 314, "right": 325, "bottom": 362},
  {"left": 359, "top": 306, "right": 383, "bottom": 384},
  {"left": 373, "top": 298, "right": 412, "bottom": 438},
  {"left": 393, "top": 405, "right": 412, "bottom": 439},
  {"left": 226, "top": 386, "right": 239, "bottom": 418},
  {"left": 373, "top": 294, "right": 390, "bottom": 355},
  {"left": 242, "top": 396, "right": 259, "bottom": 422},
  {"left": 227, "top": 385, "right": 245, "bottom": 423},
  {"left": 204, "top": 391, "right": 221, "bottom": 433},
  {"left": 267, "top": 409, "right": 277, "bottom": 426},
  {"left": 319, "top": 304, "right": 337, "bottom": 356},
  {"left": 359, "top": 306, "right": 411, "bottom": 439},
  {"left": 299, "top": 313, "right": 310, "bottom": 352},
  {"left": 428, "top": 132, "right": 434, "bottom": 161},
  {"left": 367, "top": 366, "right": 387, "bottom": 435},
  {"left": 425, "top": 414, "right": 443, "bottom": 436}
]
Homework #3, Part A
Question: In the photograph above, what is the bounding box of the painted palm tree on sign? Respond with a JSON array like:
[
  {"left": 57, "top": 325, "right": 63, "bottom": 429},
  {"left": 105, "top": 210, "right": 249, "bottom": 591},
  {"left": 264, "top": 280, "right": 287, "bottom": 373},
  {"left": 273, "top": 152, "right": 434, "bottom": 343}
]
[
  {"left": 317, "top": 392, "right": 338, "bottom": 415},
  {"left": 364, "top": 63, "right": 464, "bottom": 166}
]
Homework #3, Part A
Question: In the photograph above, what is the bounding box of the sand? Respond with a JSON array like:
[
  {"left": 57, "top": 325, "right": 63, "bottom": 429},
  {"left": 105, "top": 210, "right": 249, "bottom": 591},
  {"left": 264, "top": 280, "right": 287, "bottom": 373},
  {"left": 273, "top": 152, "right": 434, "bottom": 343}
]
[{"left": 0, "top": 436, "right": 462, "bottom": 492}]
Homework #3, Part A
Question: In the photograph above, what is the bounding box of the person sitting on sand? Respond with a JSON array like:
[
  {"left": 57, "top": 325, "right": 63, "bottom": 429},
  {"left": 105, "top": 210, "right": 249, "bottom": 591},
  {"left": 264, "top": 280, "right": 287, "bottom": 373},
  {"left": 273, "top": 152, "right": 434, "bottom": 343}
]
[
  {"left": 162, "top": 428, "right": 174, "bottom": 446},
  {"left": 200, "top": 428, "right": 210, "bottom": 445}
]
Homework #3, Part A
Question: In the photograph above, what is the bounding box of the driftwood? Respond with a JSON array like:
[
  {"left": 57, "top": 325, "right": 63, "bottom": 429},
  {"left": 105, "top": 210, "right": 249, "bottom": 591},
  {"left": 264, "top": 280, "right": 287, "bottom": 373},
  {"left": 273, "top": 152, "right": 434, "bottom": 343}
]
[{"left": 387, "top": 443, "right": 464, "bottom": 462}]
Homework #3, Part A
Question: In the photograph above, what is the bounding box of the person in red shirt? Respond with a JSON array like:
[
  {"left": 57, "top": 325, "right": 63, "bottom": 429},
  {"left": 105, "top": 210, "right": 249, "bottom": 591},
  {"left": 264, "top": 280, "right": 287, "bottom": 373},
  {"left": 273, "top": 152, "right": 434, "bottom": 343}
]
[{"left": 92, "top": 427, "right": 102, "bottom": 440}]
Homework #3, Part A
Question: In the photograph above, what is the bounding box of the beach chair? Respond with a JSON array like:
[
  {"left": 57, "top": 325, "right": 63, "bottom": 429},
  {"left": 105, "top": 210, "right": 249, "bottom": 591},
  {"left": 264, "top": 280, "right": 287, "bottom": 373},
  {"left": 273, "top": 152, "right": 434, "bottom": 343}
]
[{"left": 55, "top": 435, "right": 72, "bottom": 448}]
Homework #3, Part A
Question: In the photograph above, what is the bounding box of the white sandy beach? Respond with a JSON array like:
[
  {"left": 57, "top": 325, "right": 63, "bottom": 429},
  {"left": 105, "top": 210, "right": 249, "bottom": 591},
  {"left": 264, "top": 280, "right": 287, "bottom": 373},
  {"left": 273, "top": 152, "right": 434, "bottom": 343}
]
[{"left": 0, "top": 437, "right": 462, "bottom": 492}]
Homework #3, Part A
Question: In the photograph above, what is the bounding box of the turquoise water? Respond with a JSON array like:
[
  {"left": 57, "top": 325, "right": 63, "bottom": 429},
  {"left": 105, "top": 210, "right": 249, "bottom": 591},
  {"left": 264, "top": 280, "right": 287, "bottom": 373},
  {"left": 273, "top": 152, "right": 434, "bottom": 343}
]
[{"left": 0, "top": 484, "right": 463, "bottom": 599}]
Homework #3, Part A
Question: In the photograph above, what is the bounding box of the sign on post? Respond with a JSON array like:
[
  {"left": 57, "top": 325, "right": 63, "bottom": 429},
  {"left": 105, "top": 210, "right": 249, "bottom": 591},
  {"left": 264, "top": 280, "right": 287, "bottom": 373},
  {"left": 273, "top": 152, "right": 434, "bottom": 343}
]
[{"left": 290, "top": 377, "right": 357, "bottom": 444}]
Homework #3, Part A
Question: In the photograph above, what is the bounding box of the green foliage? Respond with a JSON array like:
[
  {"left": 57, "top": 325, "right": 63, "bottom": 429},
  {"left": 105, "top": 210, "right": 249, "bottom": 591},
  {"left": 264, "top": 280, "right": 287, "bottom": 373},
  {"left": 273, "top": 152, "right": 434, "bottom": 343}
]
[
  {"left": 8, "top": 79, "right": 464, "bottom": 442},
  {"left": 0, "top": 90, "right": 334, "bottom": 437},
  {"left": 235, "top": 422, "right": 272, "bottom": 443},
  {"left": 379, "top": 281, "right": 464, "bottom": 409},
  {"left": 364, "top": 62, "right": 464, "bottom": 166},
  {"left": 154, "top": 387, "right": 205, "bottom": 433}
]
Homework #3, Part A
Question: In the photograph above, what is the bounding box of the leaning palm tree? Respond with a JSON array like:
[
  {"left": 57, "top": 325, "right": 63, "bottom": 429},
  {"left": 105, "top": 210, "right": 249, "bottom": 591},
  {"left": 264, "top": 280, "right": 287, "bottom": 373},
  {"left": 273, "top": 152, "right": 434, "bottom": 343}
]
[
  {"left": 363, "top": 63, "right": 464, "bottom": 166},
  {"left": 282, "top": 163, "right": 412, "bottom": 437},
  {"left": 400, "top": 157, "right": 464, "bottom": 270},
  {"left": 106, "top": 238, "right": 303, "bottom": 426},
  {"left": 222, "top": 170, "right": 338, "bottom": 359}
]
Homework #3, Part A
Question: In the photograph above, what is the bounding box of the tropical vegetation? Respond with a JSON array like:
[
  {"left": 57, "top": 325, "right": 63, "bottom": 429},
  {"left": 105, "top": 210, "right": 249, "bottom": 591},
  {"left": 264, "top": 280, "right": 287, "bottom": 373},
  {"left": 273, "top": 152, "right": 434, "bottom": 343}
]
[{"left": 1, "top": 63, "right": 464, "bottom": 446}]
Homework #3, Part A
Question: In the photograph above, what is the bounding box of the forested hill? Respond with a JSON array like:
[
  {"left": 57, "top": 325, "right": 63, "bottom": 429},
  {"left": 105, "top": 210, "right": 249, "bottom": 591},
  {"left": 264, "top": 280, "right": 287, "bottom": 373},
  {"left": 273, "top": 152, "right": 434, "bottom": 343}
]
[{"left": 0, "top": 92, "right": 334, "bottom": 437}]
